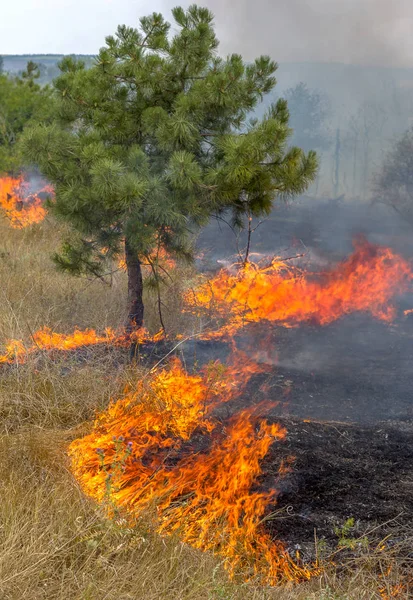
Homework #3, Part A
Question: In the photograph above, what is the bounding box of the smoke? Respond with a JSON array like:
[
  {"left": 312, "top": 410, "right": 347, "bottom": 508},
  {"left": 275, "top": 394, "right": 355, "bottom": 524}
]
[{"left": 202, "top": 0, "right": 413, "bottom": 67}]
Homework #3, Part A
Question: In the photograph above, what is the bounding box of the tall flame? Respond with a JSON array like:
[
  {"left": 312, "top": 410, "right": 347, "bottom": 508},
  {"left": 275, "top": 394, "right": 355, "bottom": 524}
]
[
  {"left": 186, "top": 238, "right": 413, "bottom": 336},
  {"left": 68, "top": 358, "right": 315, "bottom": 584},
  {"left": 0, "top": 175, "right": 52, "bottom": 228}
]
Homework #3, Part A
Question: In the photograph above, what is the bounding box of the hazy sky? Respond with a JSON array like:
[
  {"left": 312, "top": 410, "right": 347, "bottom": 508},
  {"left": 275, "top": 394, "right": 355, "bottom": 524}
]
[{"left": 2, "top": 0, "right": 413, "bottom": 67}]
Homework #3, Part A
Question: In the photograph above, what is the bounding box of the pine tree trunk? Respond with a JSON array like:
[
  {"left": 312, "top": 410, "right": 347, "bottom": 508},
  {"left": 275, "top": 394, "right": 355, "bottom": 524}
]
[{"left": 125, "top": 237, "right": 144, "bottom": 333}]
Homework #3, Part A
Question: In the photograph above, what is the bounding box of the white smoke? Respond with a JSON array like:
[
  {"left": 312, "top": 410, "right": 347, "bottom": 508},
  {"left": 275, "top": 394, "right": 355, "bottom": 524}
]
[{"left": 201, "top": 0, "right": 413, "bottom": 67}]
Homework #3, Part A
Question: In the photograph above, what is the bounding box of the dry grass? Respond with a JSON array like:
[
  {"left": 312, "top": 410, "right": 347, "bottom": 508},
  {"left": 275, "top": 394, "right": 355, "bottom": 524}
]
[
  {"left": 0, "top": 217, "right": 126, "bottom": 339},
  {"left": 0, "top": 430, "right": 406, "bottom": 600},
  {"left": 0, "top": 214, "right": 193, "bottom": 342},
  {"left": 0, "top": 359, "right": 125, "bottom": 432},
  {"left": 0, "top": 213, "right": 409, "bottom": 599}
]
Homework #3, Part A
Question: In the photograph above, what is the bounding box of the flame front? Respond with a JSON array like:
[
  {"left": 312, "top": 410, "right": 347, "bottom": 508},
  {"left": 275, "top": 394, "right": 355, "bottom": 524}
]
[
  {"left": 3, "top": 236, "right": 412, "bottom": 585},
  {"left": 187, "top": 237, "right": 413, "bottom": 336},
  {"left": 0, "top": 326, "right": 162, "bottom": 364},
  {"left": 0, "top": 175, "right": 51, "bottom": 228},
  {"left": 0, "top": 327, "right": 117, "bottom": 364},
  {"left": 68, "top": 358, "right": 314, "bottom": 583}
]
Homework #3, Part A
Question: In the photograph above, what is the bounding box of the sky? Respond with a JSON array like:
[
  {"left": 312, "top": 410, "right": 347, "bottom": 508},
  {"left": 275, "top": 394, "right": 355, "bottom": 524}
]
[{"left": 2, "top": 0, "right": 413, "bottom": 67}]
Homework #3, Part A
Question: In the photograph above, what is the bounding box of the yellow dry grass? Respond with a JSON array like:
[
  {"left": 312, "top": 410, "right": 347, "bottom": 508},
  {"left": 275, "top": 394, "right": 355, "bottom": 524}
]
[{"left": 0, "top": 212, "right": 409, "bottom": 599}]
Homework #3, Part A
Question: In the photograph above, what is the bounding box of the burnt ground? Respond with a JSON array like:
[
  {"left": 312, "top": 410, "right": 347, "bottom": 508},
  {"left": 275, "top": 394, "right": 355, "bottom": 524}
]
[
  {"left": 176, "top": 312, "right": 413, "bottom": 554},
  {"left": 262, "top": 417, "right": 413, "bottom": 557},
  {"left": 133, "top": 315, "right": 413, "bottom": 557},
  {"left": 254, "top": 314, "right": 413, "bottom": 424},
  {"left": 192, "top": 197, "right": 413, "bottom": 554},
  {"left": 178, "top": 312, "right": 413, "bottom": 424}
]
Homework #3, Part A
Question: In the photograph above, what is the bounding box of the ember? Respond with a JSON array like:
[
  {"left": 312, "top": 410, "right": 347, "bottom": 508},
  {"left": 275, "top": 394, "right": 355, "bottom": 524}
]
[{"left": 0, "top": 175, "right": 52, "bottom": 228}]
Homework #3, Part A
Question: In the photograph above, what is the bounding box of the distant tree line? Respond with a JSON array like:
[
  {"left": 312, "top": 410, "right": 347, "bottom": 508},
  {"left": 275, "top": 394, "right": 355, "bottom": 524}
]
[
  {"left": 0, "top": 62, "right": 53, "bottom": 173},
  {"left": 1, "top": 54, "right": 95, "bottom": 84}
]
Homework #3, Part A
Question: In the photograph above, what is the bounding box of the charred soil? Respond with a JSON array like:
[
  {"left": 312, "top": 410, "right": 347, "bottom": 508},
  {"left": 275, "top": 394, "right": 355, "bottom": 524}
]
[
  {"left": 262, "top": 417, "right": 413, "bottom": 555},
  {"left": 177, "top": 314, "right": 413, "bottom": 557}
]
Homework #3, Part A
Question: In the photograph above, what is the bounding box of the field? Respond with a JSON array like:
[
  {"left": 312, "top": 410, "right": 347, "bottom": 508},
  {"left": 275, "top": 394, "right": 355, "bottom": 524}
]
[{"left": 0, "top": 210, "right": 411, "bottom": 599}]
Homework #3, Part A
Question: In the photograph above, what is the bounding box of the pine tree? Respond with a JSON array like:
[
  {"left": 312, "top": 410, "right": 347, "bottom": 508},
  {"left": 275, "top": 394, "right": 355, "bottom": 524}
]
[
  {"left": 21, "top": 61, "right": 41, "bottom": 87},
  {"left": 21, "top": 5, "right": 318, "bottom": 332}
]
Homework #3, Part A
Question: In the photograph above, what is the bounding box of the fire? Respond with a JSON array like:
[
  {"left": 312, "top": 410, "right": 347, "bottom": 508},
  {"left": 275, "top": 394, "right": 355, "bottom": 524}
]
[
  {"left": 187, "top": 238, "right": 413, "bottom": 336},
  {"left": 0, "top": 175, "right": 52, "bottom": 228},
  {"left": 68, "top": 358, "right": 315, "bottom": 584},
  {"left": 0, "top": 326, "right": 162, "bottom": 365},
  {"left": 380, "top": 584, "right": 408, "bottom": 599},
  {"left": 0, "top": 327, "right": 117, "bottom": 364},
  {"left": 117, "top": 246, "right": 177, "bottom": 273},
  {"left": 3, "top": 236, "right": 411, "bottom": 584}
]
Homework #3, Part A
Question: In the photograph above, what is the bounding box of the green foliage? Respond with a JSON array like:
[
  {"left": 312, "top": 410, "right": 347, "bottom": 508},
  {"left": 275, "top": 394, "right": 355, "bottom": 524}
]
[
  {"left": 21, "top": 5, "right": 317, "bottom": 313},
  {"left": 334, "top": 518, "right": 368, "bottom": 550},
  {"left": 0, "top": 65, "right": 53, "bottom": 173},
  {"left": 21, "top": 61, "right": 41, "bottom": 87}
]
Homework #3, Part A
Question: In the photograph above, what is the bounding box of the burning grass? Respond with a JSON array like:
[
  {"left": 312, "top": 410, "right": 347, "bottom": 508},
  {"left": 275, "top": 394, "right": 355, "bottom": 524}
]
[
  {"left": 1, "top": 236, "right": 411, "bottom": 368},
  {"left": 0, "top": 325, "right": 166, "bottom": 365},
  {"left": 0, "top": 175, "right": 51, "bottom": 228},
  {"left": 0, "top": 361, "right": 411, "bottom": 599},
  {"left": 63, "top": 235, "right": 413, "bottom": 592},
  {"left": 68, "top": 357, "right": 316, "bottom": 585},
  {"left": 0, "top": 213, "right": 412, "bottom": 597},
  {"left": 186, "top": 237, "right": 413, "bottom": 337},
  {"left": 0, "top": 427, "right": 259, "bottom": 600}
]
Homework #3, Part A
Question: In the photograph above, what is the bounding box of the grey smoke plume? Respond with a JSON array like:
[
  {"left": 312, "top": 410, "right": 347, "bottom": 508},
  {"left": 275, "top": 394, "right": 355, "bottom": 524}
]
[
  {"left": 2, "top": 0, "right": 411, "bottom": 64},
  {"left": 202, "top": 0, "right": 413, "bottom": 67}
]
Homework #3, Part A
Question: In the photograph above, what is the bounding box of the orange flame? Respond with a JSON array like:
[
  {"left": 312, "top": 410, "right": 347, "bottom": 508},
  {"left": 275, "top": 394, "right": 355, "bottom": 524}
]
[
  {"left": 4, "top": 236, "right": 411, "bottom": 584},
  {"left": 187, "top": 238, "right": 413, "bottom": 337},
  {"left": 117, "top": 246, "right": 177, "bottom": 273},
  {"left": 68, "top": 358, "right": 315, "bottom": 584},
  {"left": 0, "top": 326, "right": 163, "bottom": 365},
  {"left": 0, "top": 175, "right": 52, "bottom": 228},
  {"left": 379, "top": 584, "right": 408, "bottom": 599}
]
